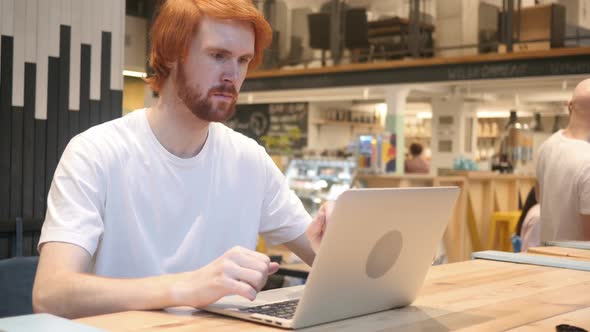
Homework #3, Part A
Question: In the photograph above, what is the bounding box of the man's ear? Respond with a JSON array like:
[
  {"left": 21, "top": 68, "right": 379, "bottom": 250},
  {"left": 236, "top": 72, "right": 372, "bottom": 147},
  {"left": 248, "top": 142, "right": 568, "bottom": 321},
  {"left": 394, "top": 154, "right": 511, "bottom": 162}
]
[{"left": 567, "top": 100, "right": 573, "bottom": 115}]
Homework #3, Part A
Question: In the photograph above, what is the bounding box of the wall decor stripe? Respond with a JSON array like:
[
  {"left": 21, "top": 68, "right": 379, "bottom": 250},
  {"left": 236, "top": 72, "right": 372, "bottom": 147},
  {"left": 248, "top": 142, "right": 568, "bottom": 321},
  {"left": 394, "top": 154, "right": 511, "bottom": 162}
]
[{"left": 0, "top": 0, "right": 125, "bottom": 258}]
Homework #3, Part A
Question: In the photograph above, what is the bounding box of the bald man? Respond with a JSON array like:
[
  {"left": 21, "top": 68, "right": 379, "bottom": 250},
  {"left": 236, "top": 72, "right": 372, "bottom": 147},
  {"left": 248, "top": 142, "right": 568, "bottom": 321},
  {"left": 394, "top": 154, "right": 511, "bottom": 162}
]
[{"left": 536, "top": 78, "right": 590, "bottom": 242}]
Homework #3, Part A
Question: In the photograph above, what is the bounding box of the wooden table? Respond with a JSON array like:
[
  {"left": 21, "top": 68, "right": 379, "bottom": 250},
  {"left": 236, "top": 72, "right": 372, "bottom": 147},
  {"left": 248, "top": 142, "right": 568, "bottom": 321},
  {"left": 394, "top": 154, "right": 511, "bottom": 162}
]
[
  {"left": 527, "top": 246, "right": 590, "bottom": 261},
  {"left": 75, "top": 259, "right": 590, "bottom": 331}
]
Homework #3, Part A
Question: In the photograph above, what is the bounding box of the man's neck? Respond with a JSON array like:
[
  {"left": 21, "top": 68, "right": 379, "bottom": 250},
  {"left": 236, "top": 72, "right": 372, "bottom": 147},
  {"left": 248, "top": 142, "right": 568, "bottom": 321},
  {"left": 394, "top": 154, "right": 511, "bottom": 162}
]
[
  {"left": 563, "top": 115, "right": 590, "bottom": 142},
  {"left": 146, "top": 90, "right": 210, "bottom": 158}
]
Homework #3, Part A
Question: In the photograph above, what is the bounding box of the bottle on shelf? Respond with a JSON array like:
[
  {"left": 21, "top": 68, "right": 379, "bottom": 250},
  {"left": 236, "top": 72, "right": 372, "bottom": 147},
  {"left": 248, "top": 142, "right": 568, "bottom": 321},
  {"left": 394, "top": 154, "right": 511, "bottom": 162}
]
[
  {"left": 495, "top": 110, "right": 533, "bottom": 173},
  {"left": 552, "top": 115, "right": 561, "bottom": 133},
  {"left": 531, "top": 112, "right": 544, "bottom": 132}
]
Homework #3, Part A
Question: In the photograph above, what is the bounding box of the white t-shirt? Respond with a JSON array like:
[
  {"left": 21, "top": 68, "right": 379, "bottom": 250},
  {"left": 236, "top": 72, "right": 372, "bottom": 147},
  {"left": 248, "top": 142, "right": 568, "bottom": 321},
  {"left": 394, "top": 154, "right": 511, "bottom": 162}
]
[
  {"left": 536, "top": 130, "right": 590, "bottom": 242},
  {"left": 39, "top": 109, "right": 311, "bottom": 278}
]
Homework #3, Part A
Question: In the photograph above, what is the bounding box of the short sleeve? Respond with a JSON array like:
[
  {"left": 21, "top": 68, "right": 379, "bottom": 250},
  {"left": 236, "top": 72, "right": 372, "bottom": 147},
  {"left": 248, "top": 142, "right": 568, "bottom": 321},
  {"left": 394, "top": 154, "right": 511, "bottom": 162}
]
[
  {"left": 579, "top": 163, "right": 590, "bottom": 215},
  {"left": 38, "top": 135, "right": 107, "bottom": 256},
  {"left": 258, "top": 149, "right": 311, "bottom": 246}
]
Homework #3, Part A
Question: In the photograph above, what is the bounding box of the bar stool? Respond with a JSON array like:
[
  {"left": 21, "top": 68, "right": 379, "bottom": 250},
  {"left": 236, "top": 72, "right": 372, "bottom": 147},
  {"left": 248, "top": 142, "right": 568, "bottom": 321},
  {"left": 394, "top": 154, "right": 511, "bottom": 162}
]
[{"left": 488, "top": 211, "right": 521, "bottom": 252}]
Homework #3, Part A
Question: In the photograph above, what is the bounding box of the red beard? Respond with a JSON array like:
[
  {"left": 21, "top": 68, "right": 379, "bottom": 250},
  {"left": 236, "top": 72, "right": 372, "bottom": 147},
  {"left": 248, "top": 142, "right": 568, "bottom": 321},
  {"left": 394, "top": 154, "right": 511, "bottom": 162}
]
[{"left": 176, "top": 62, "right": 238, "bottom": 122}]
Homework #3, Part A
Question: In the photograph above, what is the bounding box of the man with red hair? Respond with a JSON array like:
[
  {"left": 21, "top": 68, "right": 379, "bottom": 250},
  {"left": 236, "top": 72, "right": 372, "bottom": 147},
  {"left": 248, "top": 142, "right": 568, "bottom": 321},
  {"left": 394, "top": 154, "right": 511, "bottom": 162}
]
[{"left": 33, "top": 0, "right": 324, "bottom": 318}]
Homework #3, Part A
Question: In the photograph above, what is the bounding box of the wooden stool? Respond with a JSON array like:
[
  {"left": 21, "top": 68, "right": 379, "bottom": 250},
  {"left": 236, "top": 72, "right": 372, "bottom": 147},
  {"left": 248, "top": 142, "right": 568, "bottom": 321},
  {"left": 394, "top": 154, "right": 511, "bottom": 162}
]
[{"left": 488, "top": 211, "right": 521, "bottom": 252}]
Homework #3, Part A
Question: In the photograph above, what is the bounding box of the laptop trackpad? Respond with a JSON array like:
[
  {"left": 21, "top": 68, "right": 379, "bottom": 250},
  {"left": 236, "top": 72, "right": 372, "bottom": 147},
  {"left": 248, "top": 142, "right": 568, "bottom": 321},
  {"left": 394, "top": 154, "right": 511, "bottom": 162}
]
[{"left": 210, "top": 285, "right": 305, "bottom": 309}]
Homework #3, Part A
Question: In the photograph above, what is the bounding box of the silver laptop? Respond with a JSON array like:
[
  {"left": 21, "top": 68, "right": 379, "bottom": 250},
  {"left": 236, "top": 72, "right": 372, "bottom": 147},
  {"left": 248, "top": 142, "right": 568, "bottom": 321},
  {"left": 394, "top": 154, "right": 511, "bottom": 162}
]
[{"left": 203, "top": 187, "right": 459, "bottom": 329}]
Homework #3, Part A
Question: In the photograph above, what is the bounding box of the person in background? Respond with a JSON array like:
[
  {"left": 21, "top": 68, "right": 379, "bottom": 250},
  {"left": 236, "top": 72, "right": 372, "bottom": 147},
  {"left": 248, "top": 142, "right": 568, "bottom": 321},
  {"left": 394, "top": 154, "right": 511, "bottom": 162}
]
[
  {"left": 404, "top": 143, "right": 430, "bottom": 174},
  {"left": 33, "top": 0, "right": 327, "bottom": 319},
  {"left": 536, "top": 78, "right": 590, "bottom": 243},
  {"left": 514, "top": 187, "right": 541, "bottom": 252}
]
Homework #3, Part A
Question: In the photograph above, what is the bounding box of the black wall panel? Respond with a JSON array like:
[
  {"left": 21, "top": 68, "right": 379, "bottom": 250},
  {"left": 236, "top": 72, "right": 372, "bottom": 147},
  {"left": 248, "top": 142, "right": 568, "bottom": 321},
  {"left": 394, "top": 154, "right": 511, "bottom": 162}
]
[
  {"left": 69, "top": 111, "right": 79, "bottom": 140},
  {"left": 100, "top": 32, "right": 112, "bottom": 123},
  {"left": 58, "top": 25, "right": 71, "bottom": 159},
  {"left": 9, "top": 107, "right": 23, "bottom": 219},
  {"left": 90, "top": 100, "right": 100, "bottom": 126},
  {"left": 111, "top": 90, "right": 122, "bottom": 120},
  {"left": 22, "top": 63, "right": 36, "bottom": 219},
  {"left": 0, "top": 36, "right": 14, "bottom": 220},
  {"left": 45, "top": 57, "right": 60, "bottom": 198},
  {"left": 79, "top": 44, "right": 91, "bottom": 133},
  {"left": 33, "top": 120, "right": 46, "bottom": 220}
]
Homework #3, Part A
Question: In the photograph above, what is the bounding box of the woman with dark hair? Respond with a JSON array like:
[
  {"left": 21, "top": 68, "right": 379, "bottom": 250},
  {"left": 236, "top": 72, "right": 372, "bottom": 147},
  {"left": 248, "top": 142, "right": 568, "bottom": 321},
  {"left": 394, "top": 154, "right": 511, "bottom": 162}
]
[
  {"left": 515, "top": 187, "right": 541, "bottom": 252},
  {"left": 404, "top": 143, "right": 430, "bottom": 174}
]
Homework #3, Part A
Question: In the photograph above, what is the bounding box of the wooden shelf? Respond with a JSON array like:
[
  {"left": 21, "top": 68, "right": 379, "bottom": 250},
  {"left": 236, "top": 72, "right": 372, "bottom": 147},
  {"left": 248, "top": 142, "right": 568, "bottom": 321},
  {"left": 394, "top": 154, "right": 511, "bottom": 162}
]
[
  {"left": 312, "top": 119, "right": 384, "bottom": 131},
  {"left": 247, "top": 47, "right": 590, "bottom": 80},
  {"left": 405, "top": 135, "right": 497, "bottom": 139}
]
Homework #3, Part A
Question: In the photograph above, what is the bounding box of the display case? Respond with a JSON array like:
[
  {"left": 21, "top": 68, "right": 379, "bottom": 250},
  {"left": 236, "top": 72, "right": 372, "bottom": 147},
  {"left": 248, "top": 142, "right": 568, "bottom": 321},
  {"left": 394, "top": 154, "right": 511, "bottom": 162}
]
[{"left": 285, "top": 159, "right": 355, "bottom": 214}]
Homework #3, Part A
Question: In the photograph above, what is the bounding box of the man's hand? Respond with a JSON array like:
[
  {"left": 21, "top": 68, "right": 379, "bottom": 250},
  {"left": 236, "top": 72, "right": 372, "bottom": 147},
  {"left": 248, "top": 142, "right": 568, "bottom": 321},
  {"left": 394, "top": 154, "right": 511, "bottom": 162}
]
[
  {"left": 306, "top": 201, "right": 334, "bottom": 254},
  {"left": 170, "top": 246, "right": 279, "bottom": 307}
]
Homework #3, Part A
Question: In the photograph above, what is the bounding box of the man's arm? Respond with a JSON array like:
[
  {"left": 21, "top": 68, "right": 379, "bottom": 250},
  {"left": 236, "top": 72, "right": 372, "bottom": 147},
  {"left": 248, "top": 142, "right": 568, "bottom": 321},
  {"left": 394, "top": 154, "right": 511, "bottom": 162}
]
[
  {"left": 33, "top": 242, "right": 278, "bottom": 319},
  {"left": 33, "top": 242, "right": 177, "bottom": 318},
  {"left": 282, "top": 201, "right": 335, "bottom": 267},
  {"left": 283, "top": 233, "right": 315, "bottom": 266}
]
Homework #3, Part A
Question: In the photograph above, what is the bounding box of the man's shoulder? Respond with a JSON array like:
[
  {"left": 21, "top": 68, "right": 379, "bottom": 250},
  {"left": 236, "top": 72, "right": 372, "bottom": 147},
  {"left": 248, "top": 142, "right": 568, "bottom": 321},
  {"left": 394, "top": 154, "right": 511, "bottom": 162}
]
[
  {"left": 74, "top": 110, "right": 143, "bottom": 156},
  {"left": 537, "top": 130, "right": 590, "bottom": 174},
  {"left": 536, "top": 131, "right": 567, "bottom": 162},
  {"left": 538, "top": 131, "right": 561, "bottom": 149}
]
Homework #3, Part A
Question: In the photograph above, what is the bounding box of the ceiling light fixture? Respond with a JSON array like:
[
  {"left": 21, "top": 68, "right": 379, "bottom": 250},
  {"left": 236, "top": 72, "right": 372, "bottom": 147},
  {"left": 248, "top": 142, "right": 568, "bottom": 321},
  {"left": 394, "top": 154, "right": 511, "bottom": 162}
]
[{"left": 122, "top": 70, "right": 147, "bottom": 78}]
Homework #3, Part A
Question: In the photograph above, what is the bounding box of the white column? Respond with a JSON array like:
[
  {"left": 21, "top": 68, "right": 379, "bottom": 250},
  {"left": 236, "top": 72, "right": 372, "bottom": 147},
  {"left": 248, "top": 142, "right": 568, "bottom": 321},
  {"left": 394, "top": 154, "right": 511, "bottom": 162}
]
[
  {"left": 384, "top": 87, "right": 409, "bottom": 175},
  {"left": 110, "top": 0, "right": 123, "bottom": 91},
  {"left": 35, "top": 0, "right": 48, "bottom": 119},
  {"left": 90, "top": 0, "right": 102, "bottom": 100},
  {"left": 431, "top": 97, "right": 477, "bottom": 173},
  {"left": 69, "top": 0, "right": 81, "bottom": 111},
  {"left": 47, "top": 0, "right": 60, "bottom": 58},
  {"left": 12, "top": 0, "right": 25, "bottom": 107}
]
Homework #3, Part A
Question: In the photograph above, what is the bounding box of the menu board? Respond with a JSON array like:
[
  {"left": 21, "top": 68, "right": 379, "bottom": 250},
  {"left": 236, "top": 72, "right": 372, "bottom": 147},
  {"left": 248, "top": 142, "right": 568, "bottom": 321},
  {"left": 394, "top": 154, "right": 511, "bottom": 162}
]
[{"left": 225, "top": 103, "right": 308, "bottom": 155}]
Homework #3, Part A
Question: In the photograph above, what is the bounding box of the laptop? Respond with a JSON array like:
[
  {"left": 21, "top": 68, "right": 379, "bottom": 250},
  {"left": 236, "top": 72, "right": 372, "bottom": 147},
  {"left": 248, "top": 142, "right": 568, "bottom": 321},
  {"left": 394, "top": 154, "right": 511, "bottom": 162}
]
[{"left": 203, "top": 187, "right": 459, "bottom": 329}]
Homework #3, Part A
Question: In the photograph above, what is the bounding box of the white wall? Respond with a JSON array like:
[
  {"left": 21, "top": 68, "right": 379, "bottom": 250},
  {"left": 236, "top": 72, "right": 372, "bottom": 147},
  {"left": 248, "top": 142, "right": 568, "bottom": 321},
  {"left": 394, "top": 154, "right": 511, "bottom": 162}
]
[
  {"left": 430, "top": 98, "right": 478, "bottom": 172},
  {"left": 273, "top": 0, "right": 290, "bottom": 60},
  {"left": 124, "top": 16, "right": 147, "bottom": 72},
  {"left": 559, "top": 0, "right": 590, "bottom": 29},
  {"left": 436, "top": 0, "right": 469, "bottom": 56}
]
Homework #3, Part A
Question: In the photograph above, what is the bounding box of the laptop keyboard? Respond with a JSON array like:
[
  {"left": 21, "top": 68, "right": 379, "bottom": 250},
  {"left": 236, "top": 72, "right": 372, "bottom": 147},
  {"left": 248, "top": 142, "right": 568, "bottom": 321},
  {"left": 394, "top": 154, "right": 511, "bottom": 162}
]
[{"left": 240, "top": 299, "right": 299, "bottom": 319}]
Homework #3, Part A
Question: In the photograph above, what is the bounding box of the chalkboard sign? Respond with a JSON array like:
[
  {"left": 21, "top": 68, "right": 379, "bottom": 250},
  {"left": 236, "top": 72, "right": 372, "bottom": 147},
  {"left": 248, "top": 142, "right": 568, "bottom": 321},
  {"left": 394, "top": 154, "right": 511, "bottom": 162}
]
[{"left": 225, "top": 103, "right": 308, "bottom": 155}]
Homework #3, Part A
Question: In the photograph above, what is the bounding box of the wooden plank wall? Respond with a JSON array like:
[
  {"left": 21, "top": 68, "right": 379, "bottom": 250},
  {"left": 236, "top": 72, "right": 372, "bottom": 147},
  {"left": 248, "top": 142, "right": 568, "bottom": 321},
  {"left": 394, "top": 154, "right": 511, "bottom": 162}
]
[{"left": 0, "top": 0, "right": 125, "bottom": 258}]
